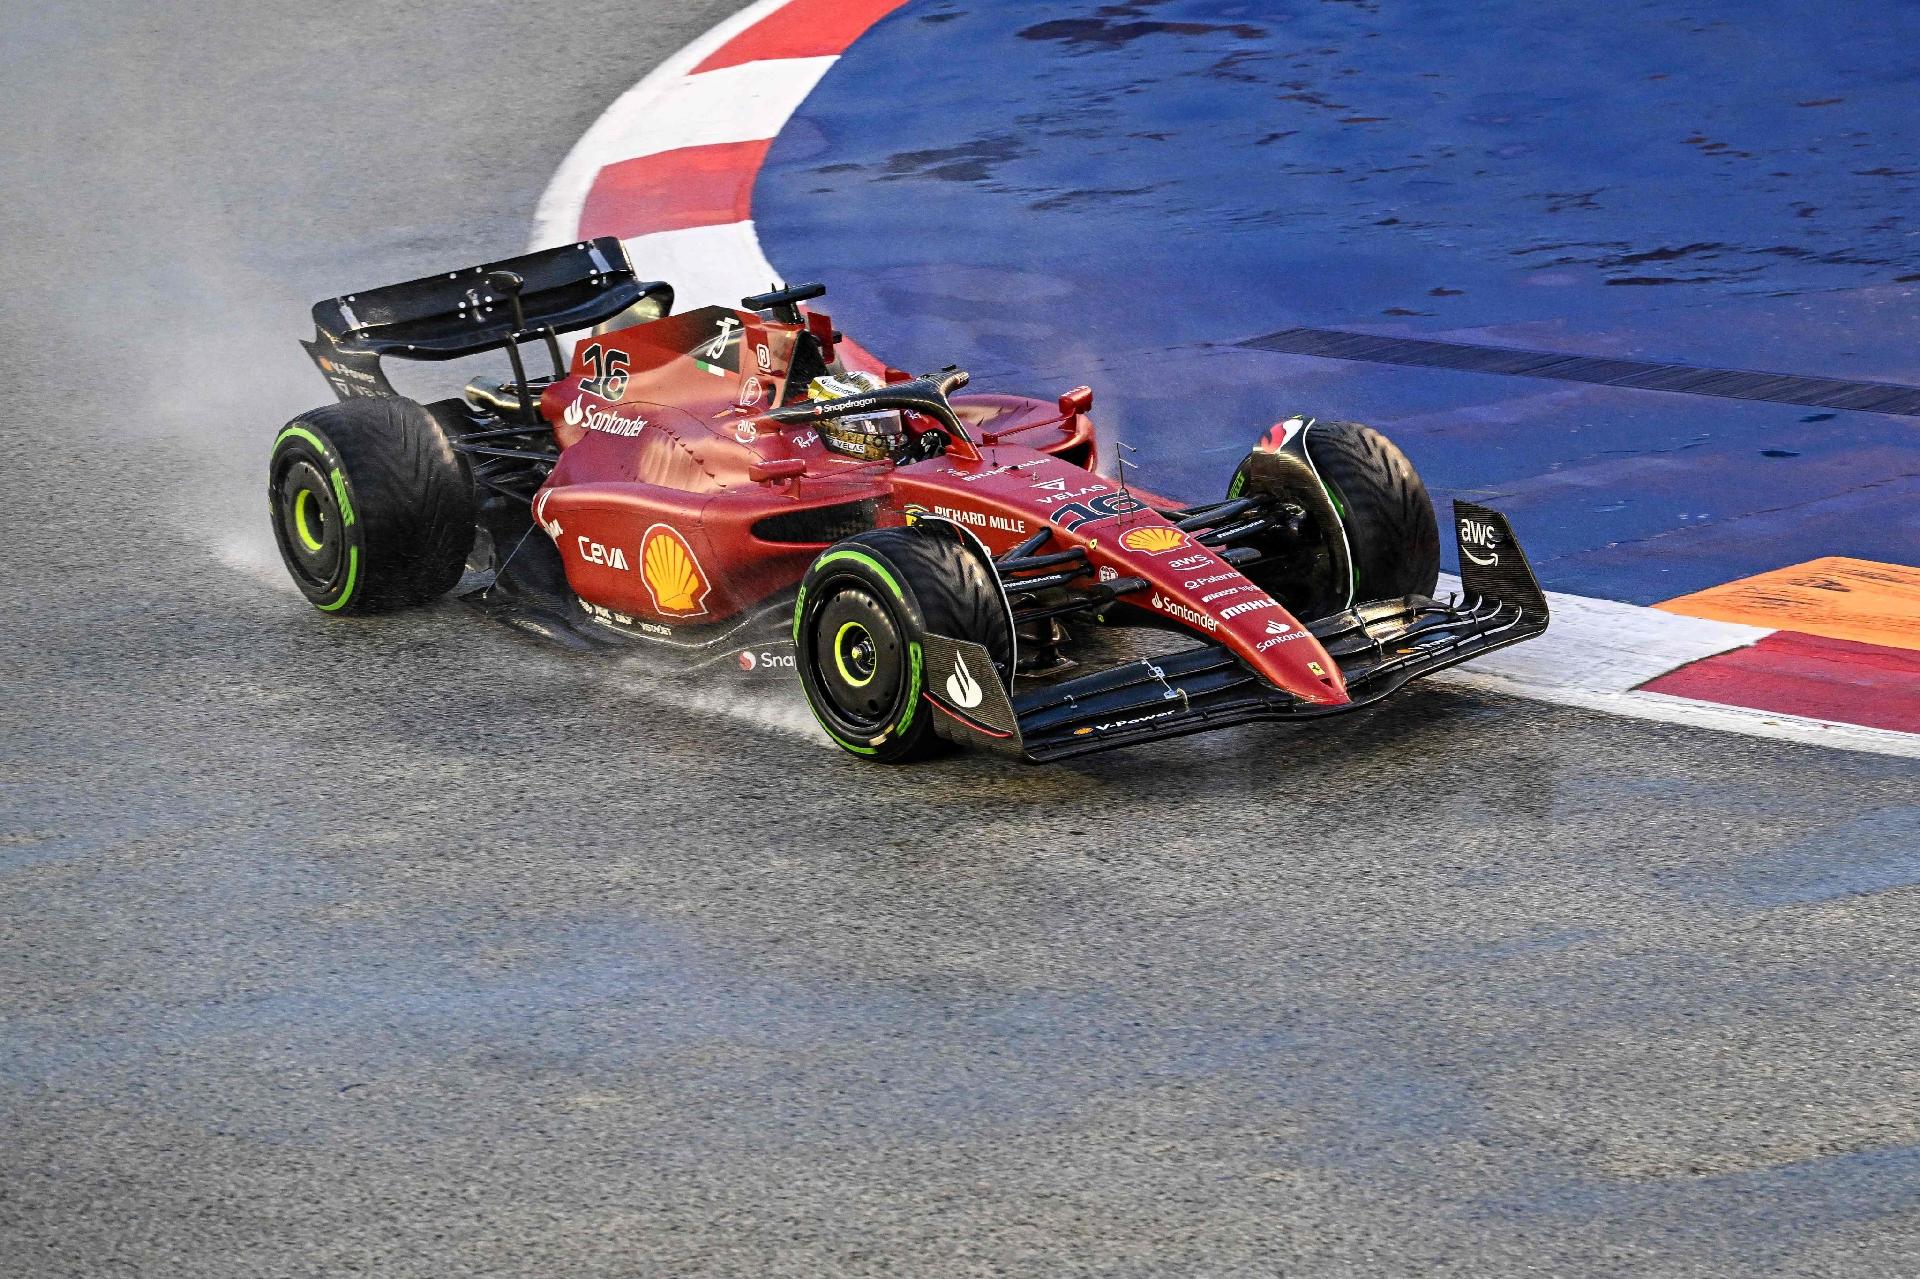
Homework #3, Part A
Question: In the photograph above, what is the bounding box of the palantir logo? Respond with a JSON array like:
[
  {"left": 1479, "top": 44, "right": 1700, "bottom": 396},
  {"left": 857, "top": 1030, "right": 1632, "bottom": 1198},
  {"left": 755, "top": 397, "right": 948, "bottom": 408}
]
[{"left": 1460, "top": 516, "right": 1502, "bottom": 567}]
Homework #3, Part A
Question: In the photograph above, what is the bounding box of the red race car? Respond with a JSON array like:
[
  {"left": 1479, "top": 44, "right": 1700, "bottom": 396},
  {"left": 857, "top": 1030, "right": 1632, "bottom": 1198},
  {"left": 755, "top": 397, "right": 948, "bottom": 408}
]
[{"left": 269, "top": 238, "right": 1548, "bottom": 762}]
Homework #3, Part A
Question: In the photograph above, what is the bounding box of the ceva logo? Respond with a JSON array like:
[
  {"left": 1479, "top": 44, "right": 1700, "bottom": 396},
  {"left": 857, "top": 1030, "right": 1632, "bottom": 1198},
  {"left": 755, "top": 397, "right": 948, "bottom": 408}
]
[{"left": 577, "top": 536, "right": 628, "bottom": 570}]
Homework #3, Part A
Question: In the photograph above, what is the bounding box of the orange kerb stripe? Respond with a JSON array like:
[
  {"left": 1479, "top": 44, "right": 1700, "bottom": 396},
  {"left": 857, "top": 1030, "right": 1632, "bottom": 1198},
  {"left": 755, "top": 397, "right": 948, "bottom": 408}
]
[{"left": 1654, "top": 557, "right": 1920, "bottom": 652}]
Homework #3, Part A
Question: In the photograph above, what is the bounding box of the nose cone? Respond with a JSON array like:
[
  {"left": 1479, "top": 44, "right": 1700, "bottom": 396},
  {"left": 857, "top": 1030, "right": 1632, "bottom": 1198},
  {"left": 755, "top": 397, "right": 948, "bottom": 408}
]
[{"left": 1095, "top": 522, "right": 1349, "bottom": 706}]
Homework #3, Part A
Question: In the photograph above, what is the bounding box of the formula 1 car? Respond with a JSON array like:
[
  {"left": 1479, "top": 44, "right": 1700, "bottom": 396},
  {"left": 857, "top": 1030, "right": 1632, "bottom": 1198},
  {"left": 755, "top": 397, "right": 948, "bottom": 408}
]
[{"left": 269, "top": 237, "right": 1548, "bottom": 762}]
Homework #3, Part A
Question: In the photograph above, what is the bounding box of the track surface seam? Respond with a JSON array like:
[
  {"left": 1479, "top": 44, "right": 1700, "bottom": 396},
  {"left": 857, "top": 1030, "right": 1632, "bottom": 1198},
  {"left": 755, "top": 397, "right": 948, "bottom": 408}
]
[{"left": 1240, "top": 327, "right": 1920, "bottom": 417}]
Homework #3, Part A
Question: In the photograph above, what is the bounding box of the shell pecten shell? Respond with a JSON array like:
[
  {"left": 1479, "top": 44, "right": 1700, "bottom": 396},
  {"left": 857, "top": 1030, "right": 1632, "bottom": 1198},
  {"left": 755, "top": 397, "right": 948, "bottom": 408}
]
[
  {"left": 641, "top": 524, "right": 712, "bottom": 615},
  {"left": 1119, "top": 526, "right": 1189, "bottom": 553}
]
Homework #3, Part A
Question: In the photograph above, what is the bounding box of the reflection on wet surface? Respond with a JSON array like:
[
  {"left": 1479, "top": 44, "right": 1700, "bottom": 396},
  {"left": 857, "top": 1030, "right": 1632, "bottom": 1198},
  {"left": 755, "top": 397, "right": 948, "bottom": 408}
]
[{"left": 760, "top": 0, "right": 1920, "bottom": 602}]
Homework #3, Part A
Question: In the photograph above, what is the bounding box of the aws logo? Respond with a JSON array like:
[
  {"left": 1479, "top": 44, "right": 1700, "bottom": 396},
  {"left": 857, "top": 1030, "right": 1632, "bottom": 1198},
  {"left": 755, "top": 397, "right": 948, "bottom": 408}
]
[
  {"left": 640, "top": 524, "right": 712, "bottom": 616},
  {"left": 1460, "top": 516, "right": 1502, "bottom": 567}
]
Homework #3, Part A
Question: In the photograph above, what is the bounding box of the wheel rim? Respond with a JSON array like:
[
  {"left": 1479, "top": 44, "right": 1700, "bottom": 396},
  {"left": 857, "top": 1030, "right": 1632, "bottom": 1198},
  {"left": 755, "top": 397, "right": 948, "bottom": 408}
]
[
  {"left": 292, "top": 487, "right": 326, "bottom": 552},
  {"left": 833, "top": 620, "right": 878, "bottom": 688},
  {"left": 275, "top": 458, "right": 344, "bottom": 587},
  {"left": 811, "top": 583, "right": 906, "bottom": 735}
]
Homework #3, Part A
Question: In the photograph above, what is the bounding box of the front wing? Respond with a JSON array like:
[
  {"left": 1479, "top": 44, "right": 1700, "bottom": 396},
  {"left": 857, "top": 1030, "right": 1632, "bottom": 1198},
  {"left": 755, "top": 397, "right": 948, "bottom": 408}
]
[{"left": 924, "top": 502, "right": 1550, "bottom": 763}]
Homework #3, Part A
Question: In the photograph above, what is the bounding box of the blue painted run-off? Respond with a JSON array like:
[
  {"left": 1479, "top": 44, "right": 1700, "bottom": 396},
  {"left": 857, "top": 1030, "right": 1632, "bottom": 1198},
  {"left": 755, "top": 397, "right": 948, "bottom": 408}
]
[{"left": 758, "top": 0, "right": 1920, "bottom": 604}]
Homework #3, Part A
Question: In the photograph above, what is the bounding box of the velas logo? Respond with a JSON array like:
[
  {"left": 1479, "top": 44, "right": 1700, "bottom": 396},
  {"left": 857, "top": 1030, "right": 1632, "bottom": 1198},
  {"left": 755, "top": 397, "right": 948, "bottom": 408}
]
[
  {"left": 1460, "top": 516, "right": 1502, "bottom": 566},
  {"left": 563, "top": 398, "right": 647, "bottom": 437},
  {"left": 1119, "top": 526, "right": 1190, "bottom": 554},
  {"left": 944, "top": 653, "right": 984, "bottom": 709},
  {"left": 639, "top": 524, "right": 712, "bottom": 616}
]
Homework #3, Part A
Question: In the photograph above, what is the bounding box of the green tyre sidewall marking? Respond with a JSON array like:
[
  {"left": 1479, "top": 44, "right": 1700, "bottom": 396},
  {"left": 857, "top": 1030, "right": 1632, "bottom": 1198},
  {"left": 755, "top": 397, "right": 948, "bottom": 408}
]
[
  {"left": 812, "top": 548, "right": 905, "bottom": 602},
  {"left": 273, "top": 423, "right": 362, "bottom": 612},
  {"left": 273, "top": 424, "right": 331, "bottom": 458},
  {"left": 894, "top": 641, "right": 923, "bottom": 736},
  {"left": 315, "top": 547, "right": 361, "bottom": 612},
  {"left": 330, "top": 468, "right": 356, "bottom": 526}
]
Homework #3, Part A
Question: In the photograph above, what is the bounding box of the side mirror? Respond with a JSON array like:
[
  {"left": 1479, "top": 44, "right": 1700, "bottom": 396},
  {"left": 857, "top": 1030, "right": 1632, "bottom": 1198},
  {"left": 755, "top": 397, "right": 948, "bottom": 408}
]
[
  {"left": 748, "top": 458, "right": 807, "bottom": 484},
  {"left": 1058, "top": 385, "right": 1094, "bottom": 416}
]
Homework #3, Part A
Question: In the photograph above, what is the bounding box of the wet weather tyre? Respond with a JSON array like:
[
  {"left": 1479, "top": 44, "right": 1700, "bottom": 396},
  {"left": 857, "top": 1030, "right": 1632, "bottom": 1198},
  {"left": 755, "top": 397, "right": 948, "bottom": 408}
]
[
  {"left": 268, "top": 397, "right": 476, "bottom": 614},
  {"left": 1306, "top": 420, "right": 1440, "bottom": 599},
  {"left": 793, "top": 527, "right": 1013, "bottom": 763},
  {"left": 1229, "top": 419, "right": 1439, "bottom": 610}
]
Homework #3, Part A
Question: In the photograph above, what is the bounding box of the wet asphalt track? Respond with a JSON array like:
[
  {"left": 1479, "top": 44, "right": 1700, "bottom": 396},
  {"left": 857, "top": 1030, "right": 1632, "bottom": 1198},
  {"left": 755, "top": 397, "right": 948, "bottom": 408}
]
[{"left": 3, "top": 3, "right": 1920, "bottom": 1276}]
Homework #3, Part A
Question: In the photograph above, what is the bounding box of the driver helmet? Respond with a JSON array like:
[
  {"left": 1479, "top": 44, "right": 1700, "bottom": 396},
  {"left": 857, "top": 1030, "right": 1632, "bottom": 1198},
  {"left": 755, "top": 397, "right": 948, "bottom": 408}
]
[{"left": 807, "top": 372, "right": 906, "bottom": 461}]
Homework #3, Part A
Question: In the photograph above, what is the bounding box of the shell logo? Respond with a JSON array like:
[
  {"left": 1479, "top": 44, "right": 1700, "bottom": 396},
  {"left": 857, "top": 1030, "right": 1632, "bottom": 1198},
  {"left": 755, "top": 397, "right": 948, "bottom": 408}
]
[
  {"left": 1119, "top": 526, "right": 1190, "bottom": 555},
  {"left": 639, "top": 524, "right": 712, "bottom": 616}
]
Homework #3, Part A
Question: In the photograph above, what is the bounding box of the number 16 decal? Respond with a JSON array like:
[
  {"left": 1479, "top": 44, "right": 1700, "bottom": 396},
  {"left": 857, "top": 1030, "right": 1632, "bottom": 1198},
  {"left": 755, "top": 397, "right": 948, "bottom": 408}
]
[{"left": 578, "top": 343, "right": 631, "bottom": 400}]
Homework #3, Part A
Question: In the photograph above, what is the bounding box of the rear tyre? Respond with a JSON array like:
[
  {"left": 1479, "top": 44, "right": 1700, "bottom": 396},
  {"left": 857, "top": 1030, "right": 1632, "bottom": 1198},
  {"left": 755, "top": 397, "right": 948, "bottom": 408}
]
[
  {"left": 268, "top": 397, "right": 476, "bottom": 614},
  {"left": 1229, "top": 418, "right": 1439, "bottom": 611},
  {"left": 794, "top": 526, "right": 1013, "bottom": 763}
]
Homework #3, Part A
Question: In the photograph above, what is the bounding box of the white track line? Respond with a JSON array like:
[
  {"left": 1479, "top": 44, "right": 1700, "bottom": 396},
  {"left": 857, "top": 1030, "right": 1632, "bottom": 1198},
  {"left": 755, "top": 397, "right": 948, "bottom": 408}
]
[{"left": 528, "top": 0, "right": 1918, "bottom": 759}]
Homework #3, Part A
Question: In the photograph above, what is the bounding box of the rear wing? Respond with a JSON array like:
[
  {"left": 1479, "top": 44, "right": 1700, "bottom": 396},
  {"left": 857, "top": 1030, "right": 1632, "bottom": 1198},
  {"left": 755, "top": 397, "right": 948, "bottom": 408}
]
[{"left": 300, "top": 237, "right": 672, "bottom": 400}]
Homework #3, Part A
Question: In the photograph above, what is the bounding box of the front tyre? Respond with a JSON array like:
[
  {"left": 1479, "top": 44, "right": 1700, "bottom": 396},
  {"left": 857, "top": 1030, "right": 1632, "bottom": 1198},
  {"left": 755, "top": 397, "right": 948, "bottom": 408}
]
[
  {"left": 794, "top": 527, "right": 1013, "bottom": 763},
  {"left": 268, "top": 397, "right": 476, "bottom": 614},
  {"left": 1229, "top": 418, "right": 1439, "bottom": 612},
  {"left": 1303, "top": 419, "right": 1439, "bottom": 599}
]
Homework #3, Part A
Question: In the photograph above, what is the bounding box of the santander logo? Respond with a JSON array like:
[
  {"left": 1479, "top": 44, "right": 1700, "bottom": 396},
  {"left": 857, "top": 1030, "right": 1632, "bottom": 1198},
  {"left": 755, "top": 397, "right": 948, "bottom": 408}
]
[
  {"left": 562, "top": 397, "right": 646, "bottom": 437},
  {"left": 944, "top": 653, "right": 984, "bottom": 709}
]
